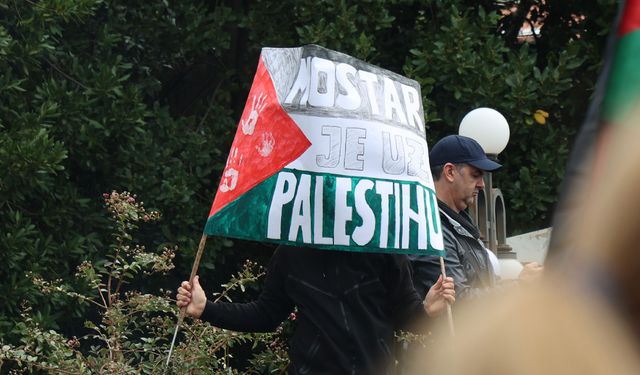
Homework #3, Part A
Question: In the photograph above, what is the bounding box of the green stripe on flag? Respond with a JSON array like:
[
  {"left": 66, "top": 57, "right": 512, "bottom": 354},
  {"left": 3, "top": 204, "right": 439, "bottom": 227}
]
[
  {"left": 602, "top": 30, "right": 640, "bottom": 123},
  {"left": 205, "top": 173, "right": 277, "bottom": 240},
  {"left": 205, "top": 169, "right": 444, "bottom": 256}
]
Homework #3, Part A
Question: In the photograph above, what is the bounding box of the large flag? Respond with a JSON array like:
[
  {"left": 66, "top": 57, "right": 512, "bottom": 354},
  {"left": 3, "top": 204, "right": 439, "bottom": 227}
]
[
  {"left": 205, "top": 45, "right": 444, "bottom": 256},
  {"left": 548, "top": 0, "right": 640, "bottom": 260}
]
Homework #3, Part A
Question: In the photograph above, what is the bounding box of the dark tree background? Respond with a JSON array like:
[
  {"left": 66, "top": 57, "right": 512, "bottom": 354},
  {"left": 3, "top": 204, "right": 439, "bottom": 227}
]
[{"left": 0, "top": 0, "right": 617, "bottom": 341}]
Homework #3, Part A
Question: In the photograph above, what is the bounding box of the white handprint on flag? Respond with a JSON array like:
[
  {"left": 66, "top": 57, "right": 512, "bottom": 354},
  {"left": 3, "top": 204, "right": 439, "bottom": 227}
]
[
  {"left": 256, "top": 132, "right": 275, "bottom": 157},
  {"left": 219, "top": 147, "right": 243, "bottom": 192},
  {"left": 219, "top": 168, "right": 238, "bottom": 192},
  {"left": 241, "top": 92, "right": 267, "bottom": 135}
]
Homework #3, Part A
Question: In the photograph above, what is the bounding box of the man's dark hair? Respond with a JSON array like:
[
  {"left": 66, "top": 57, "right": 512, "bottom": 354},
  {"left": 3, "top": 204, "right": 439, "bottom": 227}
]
[
  {"left": 431, "top": 163, "right": 466, "bottom": 181},
  {"left": 431, "top": 165, "right": 445, "bottom": 181}
]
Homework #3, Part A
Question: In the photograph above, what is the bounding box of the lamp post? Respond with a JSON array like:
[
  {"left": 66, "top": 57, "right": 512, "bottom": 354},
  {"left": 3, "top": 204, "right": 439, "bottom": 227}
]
[{"left": 459, "top": 108, "right": 522, "bottom": 278}]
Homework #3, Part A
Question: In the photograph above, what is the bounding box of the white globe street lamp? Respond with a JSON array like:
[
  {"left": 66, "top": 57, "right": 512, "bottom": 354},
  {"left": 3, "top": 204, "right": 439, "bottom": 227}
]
[
  {"left": 459, "top": 107, "right": 510, "bottom": 155},
  {"left": 458, "top": 107, "right": 521, "bottom": 279}
]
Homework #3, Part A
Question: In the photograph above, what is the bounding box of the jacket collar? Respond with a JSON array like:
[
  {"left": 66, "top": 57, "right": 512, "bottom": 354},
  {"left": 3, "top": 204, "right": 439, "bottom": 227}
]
[{"left": 439, "top": 208, "right": 476, "bottom": 239}]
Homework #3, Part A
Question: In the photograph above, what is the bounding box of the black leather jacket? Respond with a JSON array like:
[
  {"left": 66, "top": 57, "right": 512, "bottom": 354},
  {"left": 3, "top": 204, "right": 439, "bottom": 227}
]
[
  {"left": 201, "top": 245, "right": 426, "bottom": 374},
  {"left": 409, "top": 208, "right": 496, "bottom": 299}
]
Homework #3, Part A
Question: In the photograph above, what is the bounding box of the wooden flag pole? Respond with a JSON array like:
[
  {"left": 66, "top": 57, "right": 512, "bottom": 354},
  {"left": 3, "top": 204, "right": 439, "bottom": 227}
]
[
  {"left": 439, "top": 256, "right": 455, "bottom": 337},
  {"left": 164, "top": 233, "right": 208, "bottom": 370}
]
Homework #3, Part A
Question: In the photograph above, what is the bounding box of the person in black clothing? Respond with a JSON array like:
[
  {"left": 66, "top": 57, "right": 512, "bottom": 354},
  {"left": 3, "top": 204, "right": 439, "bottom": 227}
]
[{"left": 177, "top": 245, "right": 455, "bottom": 374}]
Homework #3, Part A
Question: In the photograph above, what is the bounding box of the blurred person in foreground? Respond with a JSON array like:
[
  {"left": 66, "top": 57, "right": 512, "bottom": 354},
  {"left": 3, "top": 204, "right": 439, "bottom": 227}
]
[
  {"left": 176, "top": 246, "right": 455, "bottom": 374},
  {"left": 408, "top": 110, "right": 640, "bottom": 375},
  {"left": 410, "top": 135, "right": 542, "bottom": 300}
]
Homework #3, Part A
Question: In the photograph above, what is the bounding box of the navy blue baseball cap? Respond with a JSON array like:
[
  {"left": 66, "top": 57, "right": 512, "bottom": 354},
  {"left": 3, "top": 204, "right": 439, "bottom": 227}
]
[{"left": 429, "top": 135, "right": 502, "bottom": 171}]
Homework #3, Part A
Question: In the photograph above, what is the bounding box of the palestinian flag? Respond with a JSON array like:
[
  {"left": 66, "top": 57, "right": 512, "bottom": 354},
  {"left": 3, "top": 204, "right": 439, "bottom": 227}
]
[
  {"left": 601, "top": 0, "right": 640, "bottom": 124},
  {"left": 549, "top": 0, "right": 640, "bottom": 260},
  {"left": 204, "top": 45, "right": 444, "bottom": 256}
]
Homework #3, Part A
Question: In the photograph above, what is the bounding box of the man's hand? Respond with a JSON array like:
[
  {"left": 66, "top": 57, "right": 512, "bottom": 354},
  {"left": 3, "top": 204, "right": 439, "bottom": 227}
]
[
  {"left": 519, "top": 262, "right": 544, "bottom": 282},
  {"left": 176, "top": 275, "right": 207, "bottom": 318},
  {"left": 424, "top": 275, "right": 456, "bottom": 317}
]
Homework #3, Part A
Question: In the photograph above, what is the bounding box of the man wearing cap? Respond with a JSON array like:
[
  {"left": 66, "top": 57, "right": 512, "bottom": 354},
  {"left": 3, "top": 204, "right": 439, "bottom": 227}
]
[{"left": 410, "top": 135, "right": 541, "bottom": 299}]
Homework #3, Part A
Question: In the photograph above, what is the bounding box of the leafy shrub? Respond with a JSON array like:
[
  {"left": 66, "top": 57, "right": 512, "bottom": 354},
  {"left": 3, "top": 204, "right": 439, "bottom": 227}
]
[
  {"left": 403, "top": 1, "right": 615, "bottom": 232},
  {"left": 0, "top": 192, "right": 289, "bottom": 374},
  {"left": 0, "top": 0, "right": 239, "bottom": 339}
]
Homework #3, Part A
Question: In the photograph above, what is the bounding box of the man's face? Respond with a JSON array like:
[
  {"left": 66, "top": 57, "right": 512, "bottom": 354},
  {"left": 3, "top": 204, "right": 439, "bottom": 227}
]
[{"left": 451, "top": 164, "right": 485, "bottom": 212}]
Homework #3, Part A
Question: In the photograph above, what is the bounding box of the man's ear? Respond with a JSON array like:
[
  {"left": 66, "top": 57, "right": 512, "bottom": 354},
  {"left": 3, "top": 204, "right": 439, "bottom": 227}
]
[{"left": 442, "top": 163, "right": 457, "bottom": 182}]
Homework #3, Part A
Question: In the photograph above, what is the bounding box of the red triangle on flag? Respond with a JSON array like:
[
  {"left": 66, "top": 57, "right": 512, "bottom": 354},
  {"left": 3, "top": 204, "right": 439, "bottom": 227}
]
[
  {"left": 618, "top": 0, "right": 640, "bottom": 37},
  {"left": 209, "top": 56, "right": 311, "bottom": 217}
]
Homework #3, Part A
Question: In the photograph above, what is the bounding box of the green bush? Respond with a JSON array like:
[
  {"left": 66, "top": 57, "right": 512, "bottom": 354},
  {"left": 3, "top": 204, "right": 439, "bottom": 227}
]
[
  {"left": 0, "top": 191, "right": 289, "bottom": 374},
  {"left": 403, "top": 0, "right": 615, "bottom": 232},
  {"left": 0, "top": 0, "right": 237, "bottom": 338}
]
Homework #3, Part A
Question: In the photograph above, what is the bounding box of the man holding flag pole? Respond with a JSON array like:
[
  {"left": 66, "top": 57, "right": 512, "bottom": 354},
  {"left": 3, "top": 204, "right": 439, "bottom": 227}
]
[
  {"left": 171, "top": 45, "right": 456, "bottom": 373},
  {"left": 177, "top": 245, "right": 454, "bottom": 374}
]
